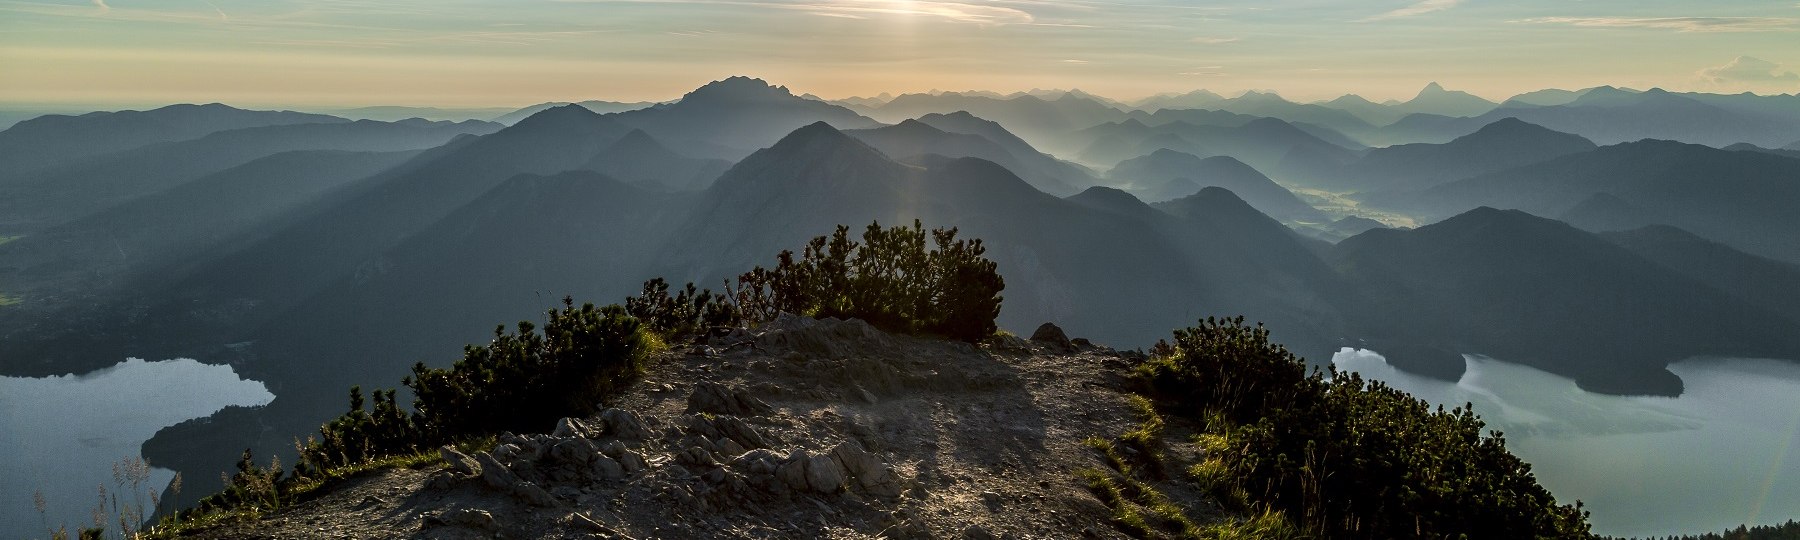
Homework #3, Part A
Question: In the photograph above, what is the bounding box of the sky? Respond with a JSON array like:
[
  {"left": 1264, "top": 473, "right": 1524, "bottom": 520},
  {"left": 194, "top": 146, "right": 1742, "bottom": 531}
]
[{"left": 0, "top": 0, "right": 1797, "bottom": 108}]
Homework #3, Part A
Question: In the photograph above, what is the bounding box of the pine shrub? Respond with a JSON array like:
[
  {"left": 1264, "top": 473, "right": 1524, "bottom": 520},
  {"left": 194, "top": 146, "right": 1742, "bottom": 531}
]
[
  {"left": 1136, "top": 317, "right": 1593, "bottom": 539},
  {"left": 731, "top": 220, "right": 1004, "bottom": 342}
]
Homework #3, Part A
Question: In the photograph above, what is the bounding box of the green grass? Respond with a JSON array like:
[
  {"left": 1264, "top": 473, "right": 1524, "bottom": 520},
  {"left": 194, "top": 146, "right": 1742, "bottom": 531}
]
[
  {"left": 1120, "top": 394, "right": 1165, "bottom": 453},
  {"left": 1079, "top": 395, "right": 1296, "bottom": 539},
  {"left": 1199, "top": 509, "right": 1298, "bottom": 540}
]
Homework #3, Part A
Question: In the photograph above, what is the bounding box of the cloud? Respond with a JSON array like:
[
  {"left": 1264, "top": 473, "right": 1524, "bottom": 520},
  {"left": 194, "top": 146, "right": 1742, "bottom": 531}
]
[
  {"left": 795, "top": 0, "right": 1036, "bottom": 25},
  {"left": 202, "top": 0, "right": 227, "bottom": 21},
  {"left": 1191, "top": 36, "right": 1239, "bottom": 44},
  {"left": 560, "top": 0, "right": 1035, "bottom": 25},
  {"left": 1516, "top": 16, "right": 1800, "bottom": 32},
  {"left": 1360, "top": 0, "right": 1459, "bottom": 22},
  {"left": 91, "top": 0, "right": 107, "bottom": 13},
  {"left": 1700, "top": 56, "right": 1800, "bottom": 83}
]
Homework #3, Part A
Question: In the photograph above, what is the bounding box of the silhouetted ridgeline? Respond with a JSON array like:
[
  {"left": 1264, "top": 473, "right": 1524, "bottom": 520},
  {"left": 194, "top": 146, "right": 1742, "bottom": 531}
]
[{"left": 1604, "top": 520, "right": 1800, "bottom": 540}]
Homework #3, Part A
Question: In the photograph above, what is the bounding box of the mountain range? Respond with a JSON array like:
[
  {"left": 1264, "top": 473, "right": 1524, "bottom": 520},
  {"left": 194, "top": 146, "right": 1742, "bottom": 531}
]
[
  {"left": 1375, "top": 87, "right": 1800, "bottom": 148},
  {"left": 1, "top": 77, "right": 1797, "bottom": 516},
  {"left": 1336, "top": 117, "right": 1597, "bottom": 193},
  {"left": 0, "top": 104, "right": 344, "bottom": 176},
  {"left": 1390, "top": 139, "right": 1800, "bottom": 265},
  {"left": 0, "top": 118, "right": 499, "bottom": 234},
  {"left": 1109, "top": 150, "right": 1325, "bottom": 222}
]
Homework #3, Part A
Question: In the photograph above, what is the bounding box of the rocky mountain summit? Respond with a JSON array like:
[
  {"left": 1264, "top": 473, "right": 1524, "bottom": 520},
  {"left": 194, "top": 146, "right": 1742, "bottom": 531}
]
[{"left": 178, "top": 316, "right": 1181, "bottom": 539}]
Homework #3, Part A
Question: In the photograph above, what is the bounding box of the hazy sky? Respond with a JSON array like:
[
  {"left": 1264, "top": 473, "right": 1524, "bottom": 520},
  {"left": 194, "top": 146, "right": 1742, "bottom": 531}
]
[{"left": 1, "top": 0, "right": 1797, "bottom": 108}]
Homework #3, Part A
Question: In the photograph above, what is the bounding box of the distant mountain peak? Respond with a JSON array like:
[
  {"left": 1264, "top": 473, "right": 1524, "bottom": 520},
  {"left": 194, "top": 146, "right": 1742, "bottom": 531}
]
[
  {"left": 1418, "top": 82, "right": 1447, "bottom": 95},
  {"left": 771, "top": 121, "right": 851, "bottom": 148},
  {"left": 1069, "top": 186, "right": 1154, "bottom": 215},
  {"left": 1174, "top": 186, "right": 1266, "bottom": 218},
  {"left": 680, "top": 76, "right": 795, "bottom": 104},
  {"left": 1197, "top": 154, "right": 1258, "bottom": 173},
  {"left": 931, "top": 110, "right": 982, "bottom": 121},
  {"left": 606, "top": 128, "right": 671, "bottom": 153},
  {"left": 1437, "top": 206, "right": 1541, "bottom": 229},
  {"left": 1458, "top": 117, "right": 1575, "bottom": 141},
  {"left": 499, "top": 102, "right": 603, "bottom": 131},
  {"left": 889, "top": 118, "right": 947, "bottom": 135},
  {"left": 1237, "top": 90, "right": 1289, "bottom": 103},
  {"left": 1146, "top": 147, "right": 1195, "bottom": 160}
]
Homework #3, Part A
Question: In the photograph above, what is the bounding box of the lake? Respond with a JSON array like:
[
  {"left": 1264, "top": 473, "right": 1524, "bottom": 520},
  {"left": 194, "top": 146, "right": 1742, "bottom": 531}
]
[
  {"left": 1334, "top": 349, "right": 1800, "bottom": 538},
  {"left": 0, "top": 358, "right": 273, "bottom": 534}
]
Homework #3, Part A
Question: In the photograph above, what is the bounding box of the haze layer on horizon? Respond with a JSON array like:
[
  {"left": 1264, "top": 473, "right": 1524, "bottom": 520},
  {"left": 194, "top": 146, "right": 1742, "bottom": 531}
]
[{"left": 1, "top": 0, "right": 1797, "bottom": 109}]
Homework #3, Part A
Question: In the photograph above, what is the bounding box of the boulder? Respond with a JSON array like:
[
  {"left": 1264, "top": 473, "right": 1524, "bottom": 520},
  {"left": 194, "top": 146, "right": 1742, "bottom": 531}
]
[
  {"left": 548, "top": 437, "right": 599, "bottom": 466},
  {"left": 963, "top": 524, "right": 999, "bottom": 540},
  {"left": 475, "top": 453, "right": 523, "bottom": 491},
  {"left": 731, "top": 449, "right": 782, "bottom": 475},
  {"left": 687, "top": 381, "right": 774, "bottom": 416},
  {"left": 677, "top": 445, "right": 719, "bottom": 467},
  {"left": 438, "top": 446, "right": 481, "bottom": 477},
  {"left": 591, "top": 455, "right": 625, "bottom": 480},
  {"left": 831, "top": 440, "right": 903, "bottom": 498},
  {"left": 706, "top": 436, "right": 740, "bottom": 457},
  {"left": 424, "top": 471, "right": 457, "bottom": 491},
  {"left": 777, "top": 450, "right": 811, "bottom": 491},
  {"left": 805, "top": 455, "right": 847, "bottom": 493},
  {"left": 512, "top": 481, "right": 559, "bottom": 507},
  {"left": 618, "top": 449, "right": 649, "bottom": 473},
  {"left": 686, "top": 414, "right": 772, "bottom": 450},
  {"left": 1030, "top": 322, "right": 1072, "bottom": 350},
  {"left": 553, "top": 417, "right": 594, "bottom": 439},
  {"left": 600, "top": 408, "right": 653, "bottom": 441},
  {"left": 426, "top": 508, "right": 497, "bottom": 532},
  {"left": 475, "top": 452, "right": 558, "bottom": 507}
]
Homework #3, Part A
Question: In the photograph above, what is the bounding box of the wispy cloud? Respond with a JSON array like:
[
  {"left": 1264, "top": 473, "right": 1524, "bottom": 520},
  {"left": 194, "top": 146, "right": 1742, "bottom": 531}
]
[
  {"left": 1516, "top": 16, "right": 1800, "bottom": 32},
  {"left": 788, "top": 0, "right": 1037, "bottom": 25},
  {"left": 258, "top": 29, "right": 622, "bottom": 49},
  {"left": 90, "top": 0, "right": 106, "bottom": 14},
  {"left": 558, "top": 0, "right": 1035, "bottom": 25},
  {"left": 201, "top": 0, "right": 227, "bottom": 22},
  {"left": 1191, "top": 36, "right": 1239, "bottom": 44},
  {"left": 1700, "top": 56, "right": 1799, "bottom": 83},
  {"left": 1360, "top": 0, "right": 1459, "bottom": 22}
]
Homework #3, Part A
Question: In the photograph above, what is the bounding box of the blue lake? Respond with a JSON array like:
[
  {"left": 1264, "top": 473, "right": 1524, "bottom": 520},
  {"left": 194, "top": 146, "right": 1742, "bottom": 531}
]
[
  {"left": 1334, "top": 349, "right": 1800, "bottom": 538},
  {"left": 0, "top": 358, "right": 273, "bottom": 533}
]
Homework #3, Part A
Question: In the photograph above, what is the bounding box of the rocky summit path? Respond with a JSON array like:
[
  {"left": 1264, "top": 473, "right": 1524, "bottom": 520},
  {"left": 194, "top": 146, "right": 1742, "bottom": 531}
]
[{"left": 182, "top": 316, "right": 1214, "bottom": 539}]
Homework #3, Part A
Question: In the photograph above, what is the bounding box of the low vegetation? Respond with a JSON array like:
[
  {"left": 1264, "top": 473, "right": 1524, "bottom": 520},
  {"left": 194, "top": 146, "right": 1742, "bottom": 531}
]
[
  {"left": 1132, "top": 316, "right": 1593, "bottom": 539},
  {"left": 730, "top": 220, "right": 1004, "bottom": 342}
]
